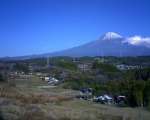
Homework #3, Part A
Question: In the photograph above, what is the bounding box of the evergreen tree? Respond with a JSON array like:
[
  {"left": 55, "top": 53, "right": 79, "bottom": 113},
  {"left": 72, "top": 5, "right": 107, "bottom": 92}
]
[
  {"left": 123, "top": 72, "right": 137, "bottom": 107},
  {"left": 144, "top": 79, "right": 150, "bottom": 106}
]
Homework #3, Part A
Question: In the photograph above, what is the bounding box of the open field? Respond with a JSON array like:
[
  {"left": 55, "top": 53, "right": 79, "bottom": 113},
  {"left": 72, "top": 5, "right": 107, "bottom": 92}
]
[
  {"left": 14, "top": 76, "right": 49, "bottom": 86},
  {"left": 0, "top": 81, "right": 150, "bottom": 120}
]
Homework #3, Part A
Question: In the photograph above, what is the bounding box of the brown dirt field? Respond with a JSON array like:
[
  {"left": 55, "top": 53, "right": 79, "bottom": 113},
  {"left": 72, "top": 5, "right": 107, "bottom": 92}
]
[{"left": 0, "top": 84, "right": 150, "bottom": 120}]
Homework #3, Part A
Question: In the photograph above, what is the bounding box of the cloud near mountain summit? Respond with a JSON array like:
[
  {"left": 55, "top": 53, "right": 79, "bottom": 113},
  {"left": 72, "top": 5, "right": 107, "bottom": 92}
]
[{"left": 124, "top": 36, "right": 150, "bottom": 48}]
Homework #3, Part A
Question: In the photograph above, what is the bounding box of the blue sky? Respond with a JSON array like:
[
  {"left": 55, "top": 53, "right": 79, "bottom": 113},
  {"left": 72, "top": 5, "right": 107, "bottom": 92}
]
[{"left": 0, "top": 0, "right": 150, "bottom": 57}]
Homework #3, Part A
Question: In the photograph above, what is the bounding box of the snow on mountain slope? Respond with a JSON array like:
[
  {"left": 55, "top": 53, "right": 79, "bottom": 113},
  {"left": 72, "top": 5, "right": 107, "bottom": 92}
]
[{"left": 101, "top": 32, "right": 123, "bottom": 40}]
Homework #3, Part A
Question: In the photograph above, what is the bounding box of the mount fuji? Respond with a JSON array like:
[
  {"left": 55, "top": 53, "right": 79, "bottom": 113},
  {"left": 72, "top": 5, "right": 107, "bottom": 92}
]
[
  {"left": 50, "top": 32, "right": 150, "bottom": 57},
  {"left": 1, "top": 32, "right": 150, "bottom": 60}
]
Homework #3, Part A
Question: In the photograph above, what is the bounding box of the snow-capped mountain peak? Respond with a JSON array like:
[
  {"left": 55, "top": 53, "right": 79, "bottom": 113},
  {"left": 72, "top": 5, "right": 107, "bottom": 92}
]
[{"left": 101, "top": 32, "right": 123, "bottom": 40}]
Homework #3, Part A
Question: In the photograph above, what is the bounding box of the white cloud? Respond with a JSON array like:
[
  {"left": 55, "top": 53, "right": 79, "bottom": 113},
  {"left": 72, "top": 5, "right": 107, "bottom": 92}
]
[{"left": 124, "top": 36, "right": 150, "bottom": 48}]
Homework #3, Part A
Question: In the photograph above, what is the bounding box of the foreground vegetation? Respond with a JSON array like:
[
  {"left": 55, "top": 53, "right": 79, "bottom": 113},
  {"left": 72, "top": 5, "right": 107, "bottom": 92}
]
[
  {"left": 0, "top": 56, "right": 150, "bottom": 119},
  {"left": 0, "top": 84, "right": 150, "bottom": 120}
]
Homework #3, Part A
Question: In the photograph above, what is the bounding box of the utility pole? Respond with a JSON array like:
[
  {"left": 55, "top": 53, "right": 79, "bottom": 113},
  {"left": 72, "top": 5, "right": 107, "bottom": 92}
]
[
  {"left": 73, "top": 57, "right": 75, "bottom": 62},
  {"left": 101, "top": 50, "right": 104, "bottom": 62},
  {"left": 73, "top": 54, "right": 76, "bottom": 62},
  {"left": 9, "top": 64, "right": 12, "bottom": 78},
  {"left": 46, "top": 54, "right": 50, "bottom": 67}
]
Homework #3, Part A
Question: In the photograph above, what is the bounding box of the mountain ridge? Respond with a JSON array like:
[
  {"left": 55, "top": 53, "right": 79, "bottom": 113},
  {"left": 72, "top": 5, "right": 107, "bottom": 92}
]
[{"left": 1, "top": 32, "right": 150, "bottom": 60}]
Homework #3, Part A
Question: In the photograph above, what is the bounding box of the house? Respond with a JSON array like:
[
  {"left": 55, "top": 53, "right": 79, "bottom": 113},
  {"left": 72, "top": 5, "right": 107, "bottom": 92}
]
[
  {"left": 115, "top": 96, "right": 126, "bottom": 105},
  {"left": 80, "top": 87, "right": 92, "bottom": 95},
  {"left": 76, "top": 91, "right": 84, "bottom": 95},
  {"left": 95, "top": 94, "right": 113, "bottom": 105},
  {"left": 95, "top": 94, "right": 126, "bottom": 106},
  {"left": 103, "top": 95, "right": 113, "bottom": 101},
  {"left": 36, "top": 73, "right": 42, "bottom": 76},
  {"left": 98, "top": 96, "right": 105, "bottom": 101},
  {"left": 44, "top": 77, "right": 51, "bottom": 82},
  {"left": 98, "top": 95, "right": 113, "bottom": 102},
  {"left": 76, "top": 87, "right": 93, "bottom": 100},
  {"left": 77, "top": 64, "right": 91, "bottom": 71},
  {"left": 48, "top": 78, "right": 59, "bottom": 85}
]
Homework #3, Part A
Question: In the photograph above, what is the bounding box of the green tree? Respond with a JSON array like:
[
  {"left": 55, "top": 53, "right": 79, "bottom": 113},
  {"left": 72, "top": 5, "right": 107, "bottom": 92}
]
[
  {"left": 135, "top": 80, "right": 146, "bottom": 107},
  {"left": 136, "top": 80, "right": 146, "bottom": 91},
  {"left": 123, "top": 72, "right": 137, "bottom": 107},
  {"left": 0, "top": 74, "right": 4, "bottom": 82},
  {"left": 92, "top": 60, "right": 100, "bottom": 69},
  {"left": 58, "top": 62, "right": 77, "bottom": 71},
  {"left": 144, "top": 79, "right": 150, "bottom": 106},
  {"left": 14, "top": 64, "right": 29, "bottom": 74},
  {"left": 134, "top": 90, "right": 143, "bottom": 107}
]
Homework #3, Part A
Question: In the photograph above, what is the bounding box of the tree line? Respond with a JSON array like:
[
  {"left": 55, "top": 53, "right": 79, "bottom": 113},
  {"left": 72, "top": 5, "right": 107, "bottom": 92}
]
[{"left": 65, "top": 60, "right": 150, "bottom": 108}]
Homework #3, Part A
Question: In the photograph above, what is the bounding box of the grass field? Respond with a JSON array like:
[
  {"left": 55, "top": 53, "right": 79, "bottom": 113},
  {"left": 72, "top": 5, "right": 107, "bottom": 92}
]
[
  {"left": 14, "top": 76, "right": 49, "bottom": 86},
  {"left": 0, "top": 79, "right": 150, "bottom": 120}
]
